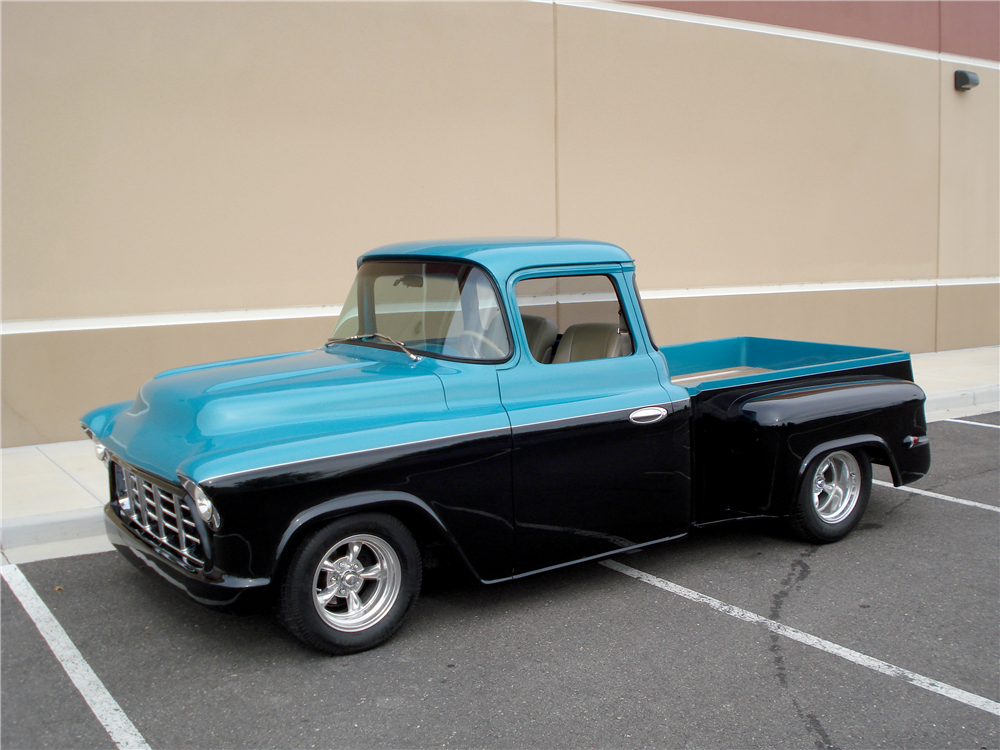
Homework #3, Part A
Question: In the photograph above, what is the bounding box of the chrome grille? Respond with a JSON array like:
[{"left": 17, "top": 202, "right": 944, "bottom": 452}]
[{"left": 112, "top": 463, "right": 205, "bottom": 568}]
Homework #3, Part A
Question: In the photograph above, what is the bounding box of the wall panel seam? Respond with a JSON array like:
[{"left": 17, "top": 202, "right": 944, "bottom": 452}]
[{"left": 552, "top": 0, "right": 561, "bottom": 237}]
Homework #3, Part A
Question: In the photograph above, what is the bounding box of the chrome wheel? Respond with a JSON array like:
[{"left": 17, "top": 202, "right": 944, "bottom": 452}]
[
  {"left": 281, "top": 514, "right": 421, "bottom": 654},
  {"left": 810, "top": 450, "right": 861, "bottom": 524},
  {"left": 312, "top": 534, "right": 402, "bottom": 633}
]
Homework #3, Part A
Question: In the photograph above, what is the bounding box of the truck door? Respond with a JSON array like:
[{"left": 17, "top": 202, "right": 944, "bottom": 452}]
[{"left": 497, "top": 268, "right": 691, "bottom": 575}]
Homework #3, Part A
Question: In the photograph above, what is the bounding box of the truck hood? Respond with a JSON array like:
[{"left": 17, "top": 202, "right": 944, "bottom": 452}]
[{"left": 87, "top": 346, "right": 448, "bottom": 484}]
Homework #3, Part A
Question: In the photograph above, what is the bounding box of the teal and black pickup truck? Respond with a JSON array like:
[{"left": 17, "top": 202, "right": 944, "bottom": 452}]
[{"left": 82, "top": 238, "right": 930, "bottom": 654}]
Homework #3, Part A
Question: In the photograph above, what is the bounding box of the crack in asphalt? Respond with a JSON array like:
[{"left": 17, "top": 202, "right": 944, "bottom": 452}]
[
  {"left": 885, "top": 496, "right": 914, "bottom": 515},
  {"left": 768, "top": 554, "right": 811, "bottom": 687},
  {"left": 768, "top": 548, "right": 839, "bottom": 750},
  {"left": 793, "top": 697, "right": 837, "bottom": 750}
]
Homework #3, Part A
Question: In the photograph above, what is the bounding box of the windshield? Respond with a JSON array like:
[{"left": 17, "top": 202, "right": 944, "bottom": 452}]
[{"left": 331, "top": 261, "right": 511, "bottom": 362}]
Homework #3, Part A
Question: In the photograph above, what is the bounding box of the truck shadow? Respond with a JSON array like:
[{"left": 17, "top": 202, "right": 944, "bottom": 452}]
[{"left": 84, "top": 509, "right": 891, "bottom": 660}]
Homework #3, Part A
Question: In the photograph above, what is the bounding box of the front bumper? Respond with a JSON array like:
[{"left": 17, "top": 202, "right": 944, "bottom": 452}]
[{"left": 105, "top": 505, "right": 269, "bottom": 607}]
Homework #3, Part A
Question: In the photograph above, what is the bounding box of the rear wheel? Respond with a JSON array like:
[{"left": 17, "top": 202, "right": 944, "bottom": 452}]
[
  {"left": 279, "top": 513, "right": 421, "bottom": 654},
  {"left": 790, "top": 449, "right": 871, "bottom": 544}
]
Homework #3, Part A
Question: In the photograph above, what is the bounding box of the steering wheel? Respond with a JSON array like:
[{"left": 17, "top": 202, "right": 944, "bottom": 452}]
[{"left": 458, "top": 331, "right": 507, "bottom": 359}]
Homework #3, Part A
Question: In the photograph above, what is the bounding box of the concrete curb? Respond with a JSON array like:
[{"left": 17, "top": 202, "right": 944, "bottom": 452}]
[
  {"left": 924, "top": 385, "right": 999, "bottom": 416},
  {"left": 0, "top": 507, "right": 106, "bottom": 548}
]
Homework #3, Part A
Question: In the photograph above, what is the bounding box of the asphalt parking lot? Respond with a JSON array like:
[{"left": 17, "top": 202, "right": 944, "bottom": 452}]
[{"left": 3, "top": 413, "right": 998, "bottom": 750}]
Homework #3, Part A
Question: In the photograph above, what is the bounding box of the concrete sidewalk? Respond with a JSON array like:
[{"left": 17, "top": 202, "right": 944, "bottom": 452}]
[{"left": 2, "top": 346, "right": 997, "bottom": 565}]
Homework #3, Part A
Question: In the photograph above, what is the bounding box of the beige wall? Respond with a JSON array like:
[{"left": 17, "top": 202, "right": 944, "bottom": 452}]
[
  {"left": 2, "top": 1, "right": 558, "bottom": 321},
  {"left": 936, "top": 60, "right": 999, "bottom": 354},
  {"left": 3, "top": 0, "right": 998, "bottom": 446},
  {"left": 937, "top": 284, "right": 1000, "bottom": 352},
  {"left": 939, "top": 62, "right": 1000, "bottom": 281},
  {"left": 1, "top": 318, "right": 336, "bottom": 446},
  {"left": 642, "top": 287, "right": 939, "bottom": 353},
  {"left": 555, "top": 3, "right": 942, "bottom": 288}
]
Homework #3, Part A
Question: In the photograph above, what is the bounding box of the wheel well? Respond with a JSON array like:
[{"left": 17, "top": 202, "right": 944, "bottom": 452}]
[
  {"left": 270, "top": 501, "right": 462, "bottom": 588},
  {"left": 855, "top": 443, "right": 899, "bottom": 483},
  {"left": 798, "top": 436, "right": 899, "bottom": 487}
]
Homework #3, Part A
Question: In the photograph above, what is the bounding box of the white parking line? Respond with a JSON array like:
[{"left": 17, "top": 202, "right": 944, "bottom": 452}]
[
  {"left": 601, "top": 560, "right": 1000, "bottom": 717},
  {"left": 1, "top": 564, "right": 151, "bottom": 750},
  {"left": 873, "top": 480, "right": 999, "bottom": 513},
  {"left": 946, "top": 418, "right": 1000, "bottom": 430}
]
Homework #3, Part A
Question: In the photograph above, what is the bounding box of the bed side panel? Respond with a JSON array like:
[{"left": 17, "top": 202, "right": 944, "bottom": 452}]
[{"left": 689, "top": 361, "right": 926, "bottom": 524}]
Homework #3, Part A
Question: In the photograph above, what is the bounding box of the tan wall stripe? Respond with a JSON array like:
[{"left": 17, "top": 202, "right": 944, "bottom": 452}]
[{"left": 3, "top": 277, "right": 996, "bottom": 335}]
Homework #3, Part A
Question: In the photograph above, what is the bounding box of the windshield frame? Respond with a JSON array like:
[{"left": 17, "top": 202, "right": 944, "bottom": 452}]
[{"left": 330, "top": 257, "right": 514, "bottom": 365}]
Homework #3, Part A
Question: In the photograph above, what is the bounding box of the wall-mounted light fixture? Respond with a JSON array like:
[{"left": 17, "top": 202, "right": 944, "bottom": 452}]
[{"left": 955, "top": 70, "right": 980, "bottom": 91}]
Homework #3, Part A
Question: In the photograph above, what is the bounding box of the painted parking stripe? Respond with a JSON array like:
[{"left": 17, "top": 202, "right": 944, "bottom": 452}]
[
  {"left": 601, "top": 560, "right": 1000, "bottom": 717},
  {"left": 945, "top": 418, "right": 1000, "bottom": 430},
  {"left": 873, "top": 480, "right": 999, "bottom": 513},
  {"left": 1, "top": 564, "right": 151, "bottom": 750}
]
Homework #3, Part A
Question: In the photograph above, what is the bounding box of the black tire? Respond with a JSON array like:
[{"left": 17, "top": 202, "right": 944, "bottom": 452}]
[
  {"left": 790, "top": 448, "right": 871, "bottom": 544},
  {"left": 279, "top": 513, "right": 421, "bottom": 655}
]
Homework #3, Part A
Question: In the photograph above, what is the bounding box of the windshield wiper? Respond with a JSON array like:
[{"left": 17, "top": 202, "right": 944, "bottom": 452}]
[{"left": 325, "top": 333, "right": 423, "bottom": 362}]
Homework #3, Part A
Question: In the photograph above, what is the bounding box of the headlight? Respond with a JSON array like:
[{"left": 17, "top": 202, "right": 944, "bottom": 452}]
[
  {"left": 183, "top": 480, "right": 221, "bottom": 531},
  {"left": 192, "top": 487, "right": 213, "bottom": 521},
  {"left": 83, "top": 427, "right": 109, "bottom": 464}
]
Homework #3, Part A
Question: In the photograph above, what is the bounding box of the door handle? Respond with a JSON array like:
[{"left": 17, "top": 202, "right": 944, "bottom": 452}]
[{"left": 629, "top": 406, "right": 668, "bottom": 424}]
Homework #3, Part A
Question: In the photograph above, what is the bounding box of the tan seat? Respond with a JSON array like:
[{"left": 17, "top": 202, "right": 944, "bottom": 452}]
[
  {"left": 520, "top": 314, "right": 558, "bottom": 363},
  {"left": 551, "top": 322, "right": 632, "bottom": 363}
]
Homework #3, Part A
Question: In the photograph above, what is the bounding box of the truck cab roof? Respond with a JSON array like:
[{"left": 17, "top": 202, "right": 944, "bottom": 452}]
[{"left": 359, "top": 237, "right": 635, "bottom": 281}]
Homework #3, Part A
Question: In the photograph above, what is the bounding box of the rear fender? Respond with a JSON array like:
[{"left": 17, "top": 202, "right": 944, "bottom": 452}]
[
  {"left": 712, "top": 377, "right": 930, "bottom": 516},
  {"left": 733, "top": 378, "right": 929, "bottom": 517},
  {"left": 798, "top": 435, "right": 900, "bottom": 485}
]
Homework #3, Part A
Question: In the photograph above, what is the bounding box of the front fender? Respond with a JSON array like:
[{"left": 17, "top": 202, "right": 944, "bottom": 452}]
[
  {"left": 80, "top": 399, "right": 133, "bottom": 440},
  {"left": 272, "top": 490, "right": 485, "bottom": 582}
]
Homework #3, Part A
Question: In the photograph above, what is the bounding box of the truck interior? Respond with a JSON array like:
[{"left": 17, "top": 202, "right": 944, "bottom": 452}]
[{"left": 515, "top": 275, "right": 633, "bottom": 364}]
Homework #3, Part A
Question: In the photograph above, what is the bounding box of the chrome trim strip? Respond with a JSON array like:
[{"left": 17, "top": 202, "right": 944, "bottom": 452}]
[
  {"left": 201, "top": 424, "right": 514, "bottom": 485},
  {"left": 129, "top": 473, "right": 147, "bottom": 528},
  {"left": 511, "top": 399, "right": 690, "bottom": 435},
  {"left": 173, "top": 493, "right": 188, "bottom": 552},
  {"left": 202, "top": 398, "right": 694, "bottom": 484},
  {"left": 152, "top": 486, "right": 167, "bottom": 541}
]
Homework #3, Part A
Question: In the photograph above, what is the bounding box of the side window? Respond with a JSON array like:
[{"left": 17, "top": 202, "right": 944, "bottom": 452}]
[{"left": 514, "top": 275, "right": 633, "bottom": 364}]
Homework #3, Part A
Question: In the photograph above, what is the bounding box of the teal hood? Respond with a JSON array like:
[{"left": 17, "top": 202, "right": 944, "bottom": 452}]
[{"left": 83, "top": 346, "right": 450, "bottom": 484}]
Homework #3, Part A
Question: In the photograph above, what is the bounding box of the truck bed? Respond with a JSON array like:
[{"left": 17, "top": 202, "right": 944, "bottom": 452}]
[{"left": 663, "top": 337, "right": 913, "bottom": 393}]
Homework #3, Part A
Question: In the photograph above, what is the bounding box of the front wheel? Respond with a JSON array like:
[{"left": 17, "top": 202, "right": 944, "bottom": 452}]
[
  {"left": 790, "top": 449, "right": 871, "bottom": 544},
  {"left": 279, "top": 513, "right": 422, "bottom": 654}
]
